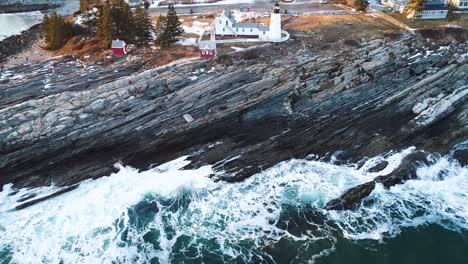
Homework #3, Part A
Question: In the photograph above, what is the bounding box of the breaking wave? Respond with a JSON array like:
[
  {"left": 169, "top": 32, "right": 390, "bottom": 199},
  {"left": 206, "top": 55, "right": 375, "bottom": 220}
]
[{"left": 0, "top": 146, "right": 466, "bottom": 263}]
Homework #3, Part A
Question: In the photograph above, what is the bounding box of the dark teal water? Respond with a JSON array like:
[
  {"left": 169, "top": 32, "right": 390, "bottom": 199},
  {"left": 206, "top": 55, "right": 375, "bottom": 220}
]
[
  {"left": 0, "top": 150, "right": 466, "bottom": 263},
  {"left": 320, "top": 225, "right": 468, "bottom": 264}
]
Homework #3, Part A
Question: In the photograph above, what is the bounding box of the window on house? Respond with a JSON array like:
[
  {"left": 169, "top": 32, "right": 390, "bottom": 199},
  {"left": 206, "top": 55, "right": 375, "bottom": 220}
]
[
  {"left": 236, "top": 28, "right": 238, "bottom": 31},
  {"left": 250, "top": 29, "right": 253, "bottom": 32},
  {"left": 223, "top": 27, "right": 225, "bottom": 32},
  {"left": 220, "top": 20, "right": 222, "bottom": 24},
  {"left": 263, "top": 31, "right": 265, "bottom": 34},
  {"left": 226, "top": 21, "right": 228, "bottom": 25},
  {"left": 242, "top": 29, "right": 245, "bottom": 32}
]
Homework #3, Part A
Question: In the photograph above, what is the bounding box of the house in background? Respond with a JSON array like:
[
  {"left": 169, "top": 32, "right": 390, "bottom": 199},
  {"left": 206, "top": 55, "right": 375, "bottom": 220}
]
[
  {"left": 415, "top": 1, "right": 449, "bottom": 19},
  {"left": 125, "top": 0, "right": 142, "bottom": 7},
  {"left": 112, "top": 40, "right": 127, "bottom": 56},
  {"left": 384, "top": 0, "right": 409, "bottom": 13},
  {"left": 199, "top": 40, "right": 216, "bottom": 58},
  {"left": 385, "top": 0, "right": 449, "bottom": 19},
  {"left": 448, "top": 0, "right": 468, "bottom": 8}
]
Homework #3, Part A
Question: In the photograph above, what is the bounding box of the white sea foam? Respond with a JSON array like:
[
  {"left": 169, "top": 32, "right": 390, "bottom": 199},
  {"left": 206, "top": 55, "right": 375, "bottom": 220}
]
[
  {"left": 0, "top": 148, "right": 466, "bottom": 263},
  {"left": 328, "top": 154, "right": 468, "bottom": 240}
]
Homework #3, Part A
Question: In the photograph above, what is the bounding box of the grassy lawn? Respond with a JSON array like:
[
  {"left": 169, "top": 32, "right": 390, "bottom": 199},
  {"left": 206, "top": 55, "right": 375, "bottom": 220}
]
[
  {"left": 389, "top": 12, "right": 468, "bottom": 28},
  {"left": 256, "top": 14, "right": 398, "bottom": 38}
]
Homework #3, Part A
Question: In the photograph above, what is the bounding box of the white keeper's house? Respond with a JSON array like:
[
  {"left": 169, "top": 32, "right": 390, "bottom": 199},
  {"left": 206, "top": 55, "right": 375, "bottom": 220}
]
[{"left": 214, "top": 2, "right": 283, "bottom": 41}]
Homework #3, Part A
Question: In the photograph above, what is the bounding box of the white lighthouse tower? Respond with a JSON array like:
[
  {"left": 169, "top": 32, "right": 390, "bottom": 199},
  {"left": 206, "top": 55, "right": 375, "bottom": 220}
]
[{"left": 269, "top": 2, "right": 282, "bottom": 41}]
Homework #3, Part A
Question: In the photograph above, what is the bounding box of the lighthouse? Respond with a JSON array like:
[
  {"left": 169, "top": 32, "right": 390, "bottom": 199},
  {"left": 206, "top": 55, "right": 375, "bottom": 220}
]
[{"left": 269, "top": 2, "right": 282, "bottom": 41}]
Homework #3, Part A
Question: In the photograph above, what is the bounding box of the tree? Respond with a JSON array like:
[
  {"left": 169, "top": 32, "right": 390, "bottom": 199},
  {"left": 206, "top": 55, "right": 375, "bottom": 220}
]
[
  {"left": 404, "top": 0, "right": 424, "bottom": 17},
  {"left": 41, "top": 12, "right": 74, "bottom": 50},
  {"left": 155, "top": 15, "right": 170, "bottom": 47},
  {"left": 97, "top": 2, "right": 112, "bottom": 47},
  {"left": 133, "top": 5, "right": 154, "bottom": 46},
  {"left": 354, "top": 0, "right": 369, "bottom": 11},
  {"left": 143, "top": 1, "right": 150, "bottom": 10},
  {"left": 154, "top": 5, "right": 184, "bottom": 48},
  {"left": 110, "top": 0, "right": 135, "bottom": 42},
  {"left": 165, "top": 4, "right": 183, "bottom": 42}
]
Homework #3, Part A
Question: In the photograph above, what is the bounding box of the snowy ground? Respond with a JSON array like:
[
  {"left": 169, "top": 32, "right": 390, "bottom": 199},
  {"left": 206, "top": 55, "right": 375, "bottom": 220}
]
[
  {"left": 177, "top": 20, "right": 212, "bottom": 46},
  {"left": 177, "top": 38, "right": 198, "bottom": 46}
]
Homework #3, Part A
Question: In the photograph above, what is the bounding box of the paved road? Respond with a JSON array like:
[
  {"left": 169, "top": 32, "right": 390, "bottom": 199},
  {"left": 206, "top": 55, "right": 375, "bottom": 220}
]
[{"left": 149, "top": 1, "right": 344, "bottom": 16}]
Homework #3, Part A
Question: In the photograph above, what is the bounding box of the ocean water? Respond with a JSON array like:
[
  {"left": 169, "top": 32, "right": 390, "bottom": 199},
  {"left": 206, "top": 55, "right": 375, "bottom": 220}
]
[
  {"left": 0, "top": 11, "right": 43, "bottom": 41},
  {"left": 0, "top": 147, "right": 466, "bottom": 263},
  {"left": 0, "top": 0, "right": 78, "bottom": 41}
]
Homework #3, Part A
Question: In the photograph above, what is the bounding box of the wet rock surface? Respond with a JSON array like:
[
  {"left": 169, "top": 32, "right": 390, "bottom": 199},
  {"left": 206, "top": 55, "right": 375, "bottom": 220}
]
[
  {"left": 325, "top": 181, "right": 376, "bottom": 210},
  {"left": 325, "top": 151, "right": 432, "bottom": 210},
  {"left": 0, "top": 33, "right": 467, "bottom": 195}
]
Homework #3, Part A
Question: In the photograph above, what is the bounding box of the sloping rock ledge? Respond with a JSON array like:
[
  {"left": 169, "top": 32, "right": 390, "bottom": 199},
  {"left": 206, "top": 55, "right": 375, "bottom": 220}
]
[{"left": 0, "top": 32, "right": 467, "bottom": 204}]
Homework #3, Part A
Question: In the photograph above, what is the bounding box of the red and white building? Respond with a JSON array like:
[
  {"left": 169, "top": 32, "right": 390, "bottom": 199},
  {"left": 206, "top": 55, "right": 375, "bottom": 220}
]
[
  {"left": 111, "top": 40, "right": 127, "bottom": 56},
  {"left": 214, "top": 3, "right": 282, "bottom": 41},
  {"left": 199, "top": 40, "right": 216, "bottom": 58}
]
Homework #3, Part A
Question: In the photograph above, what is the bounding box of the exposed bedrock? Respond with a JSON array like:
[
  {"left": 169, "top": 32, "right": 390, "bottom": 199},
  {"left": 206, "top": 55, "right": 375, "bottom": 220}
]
[{"left": 0, "top": 33, "right": 467, "bottom": 192}]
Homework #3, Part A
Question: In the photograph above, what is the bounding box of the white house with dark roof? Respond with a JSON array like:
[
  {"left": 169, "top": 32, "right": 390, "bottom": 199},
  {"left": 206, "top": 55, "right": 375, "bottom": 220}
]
[
  {"left": 409, "top": 1, "right": 448, "bottom": 19},
  {"left": 448, "top": 0, "right": 468, "bottom": 8},
  {"left": 125, "top": 0, "right": 142, "bottom": 7},
  {"left": 214, "top": 2, "right": 282, "bottom": 42}
]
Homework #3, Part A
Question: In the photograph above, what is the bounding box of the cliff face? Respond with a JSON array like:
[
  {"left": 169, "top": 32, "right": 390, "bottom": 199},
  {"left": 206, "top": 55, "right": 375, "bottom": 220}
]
[{"left": 0, "top": 33, "right": 467, "bottom": 191}]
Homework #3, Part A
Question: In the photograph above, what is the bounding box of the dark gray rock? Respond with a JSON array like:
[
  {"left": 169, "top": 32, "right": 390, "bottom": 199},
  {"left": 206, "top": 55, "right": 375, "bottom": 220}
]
[
  {"left": 375, "top": 151, "right": 430, "bottom": 188},
  {"left": 452, "top": 149, "right": 468, "bottom": 166},
  {"left": 325, "top": 181, "right": 376, "bottom": 210},
  {"left": 367, "top": 160, "right": 389, "bottom": 173}
]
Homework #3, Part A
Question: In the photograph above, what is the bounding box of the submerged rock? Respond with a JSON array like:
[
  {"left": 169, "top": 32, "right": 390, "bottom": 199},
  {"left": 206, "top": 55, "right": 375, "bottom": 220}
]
[
  {"left": 367, "top": 160, "right": 389, "bottom": 173},
  {"left": 325, "top": 181, "right": 376, "bottom": 210},
  {"left": 375, "top": 151, "right": 430, "bottom": 188},
  {"left": 326, "top": 151, "right": 431, "bottom": 211}
]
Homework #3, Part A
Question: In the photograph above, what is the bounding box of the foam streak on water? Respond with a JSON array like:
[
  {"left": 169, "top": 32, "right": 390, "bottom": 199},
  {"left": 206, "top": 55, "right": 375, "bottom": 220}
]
[{"left": 0, "top": 148, "right": 466, "bottom": 263}]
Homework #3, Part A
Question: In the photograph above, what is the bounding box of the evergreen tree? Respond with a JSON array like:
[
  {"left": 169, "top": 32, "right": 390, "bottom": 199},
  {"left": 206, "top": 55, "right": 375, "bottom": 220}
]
[
  {"left": 41, "top": 14, "right": 52, "bottom": 47},
  {"left": 133, "top": 6, "right": 154, "bottom": 46},
  {"left": 97, "top": 2, "right": 112, "bottom": 47},
  {"left": 110, "top": 0, "right": 134, "bottom": 42},
  {"left": 41, "top": 12, "right": 74, "bottom": 50},
  {"left": 144, "top": 1, "right": 151, "bottom": 10},
  {"left": 165, "top": 4, "right": 183, "bottom": 42},
  {"left": 155, "top": 15, "right": 170, "bottom": 48},
  {"left": 354, "top": 0, "right": 369, "bottom": 11},
  {"left": 404, "top": 0, "right": 424, "bottom": 16}
]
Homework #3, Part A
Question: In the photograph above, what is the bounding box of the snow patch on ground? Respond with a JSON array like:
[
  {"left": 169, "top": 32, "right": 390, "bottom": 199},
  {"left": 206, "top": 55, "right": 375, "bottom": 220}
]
[
  {"left": 177, "top": 38, "right": 198, "bottom": 46},
  {"left": 182, "top": 21, "right": 210, "bottom": 36}
]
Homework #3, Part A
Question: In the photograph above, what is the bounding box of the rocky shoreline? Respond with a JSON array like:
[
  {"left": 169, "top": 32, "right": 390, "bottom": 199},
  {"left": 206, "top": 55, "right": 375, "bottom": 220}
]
[
  {"left": 0, "top": 24, "right": 42, "bottom": 65},
  {"left": 0, "top": 29, "right": 467, "bottom": 210},
  {"left": 0, "top": 4, "right": 57, "bottom": 14},
  {"left": 0, "top": 4, "right": 60, "bottom": 13}
]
